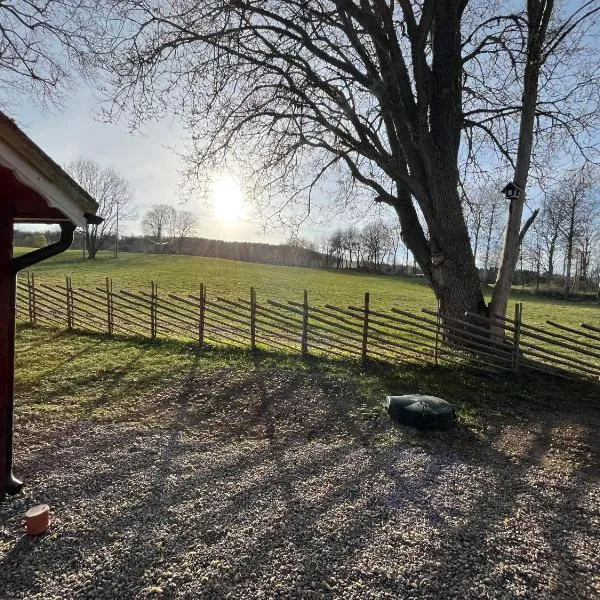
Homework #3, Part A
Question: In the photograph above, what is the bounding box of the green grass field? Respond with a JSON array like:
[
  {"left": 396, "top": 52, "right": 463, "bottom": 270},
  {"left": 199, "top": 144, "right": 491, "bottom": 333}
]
[
  {"left": 15, "top": 248, "right": 600, "bottom": 329},
  {"left": 13, "top": 324, "right": 598, "bottom": 431}
]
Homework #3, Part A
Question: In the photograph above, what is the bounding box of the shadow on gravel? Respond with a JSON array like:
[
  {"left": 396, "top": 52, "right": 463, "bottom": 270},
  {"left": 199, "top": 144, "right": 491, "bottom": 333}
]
[{"left": 2, "top": 343, "right": 599, "bottom": 599}]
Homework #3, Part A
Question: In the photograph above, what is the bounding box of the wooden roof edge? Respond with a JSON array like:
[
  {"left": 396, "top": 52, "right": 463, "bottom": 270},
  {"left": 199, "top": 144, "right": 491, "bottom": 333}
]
[{"left": 0, "top": 112, "right": 99, "bottom": 219}]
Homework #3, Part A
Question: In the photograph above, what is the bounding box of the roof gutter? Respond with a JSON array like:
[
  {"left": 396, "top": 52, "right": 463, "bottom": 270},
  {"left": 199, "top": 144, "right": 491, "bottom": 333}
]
[
  {"left": 11, "top": 211, "right": 104, "bottom": 273},
  {"left": 11, "top": 222, "right": 76, "bottom": 273}
]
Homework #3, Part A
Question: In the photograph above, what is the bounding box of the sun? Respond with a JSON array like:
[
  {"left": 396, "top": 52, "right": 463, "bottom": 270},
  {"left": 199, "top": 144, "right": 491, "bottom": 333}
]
[{"left": 210, "top": 175, "right": 245, "bottom": 222}]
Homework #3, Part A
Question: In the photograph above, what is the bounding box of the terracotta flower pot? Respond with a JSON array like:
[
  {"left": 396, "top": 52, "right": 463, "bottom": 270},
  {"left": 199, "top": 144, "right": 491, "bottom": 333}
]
[{"left": 25, "top": 504, "right": 50, "bottom": 536}]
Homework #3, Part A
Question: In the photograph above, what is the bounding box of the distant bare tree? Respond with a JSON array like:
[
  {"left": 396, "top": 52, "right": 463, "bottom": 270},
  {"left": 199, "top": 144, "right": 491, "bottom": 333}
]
[
  {"left": 66, "top": 158, "right": 135, "bottom": 259},
  {"left": 361, "top": 221, "right": 390, "bottom": 271},
  {"left": 463, "top": 180, "right": 504, "bottom": 280},
  {"left": 341, "top": 227, "right": 360, "bottom": 269},
  {"left": 578, "top": 202, "right": 600, "bottom": 284},
  {"left": 287, "top": 233, "right": 316, "bottom": 267},
  {"left": 172, "top": 210, "right": 198, "bottom": 254},
  {"left": 387, "top": 222, "right": 403, "bottom": 271},
  {"left": 464, "top": 194, "right": 485, "bottom": 264},
  {"left": 556, "top": 166, "right": 597, "bottom": 297},
  {"left": 481, "top": 197, "right": 504, "bottom": 285},
  {"left": 539, "top": 192, "right": 564, "bottom": 278},
  {"left": 329, "top": 230, "right": 345, "bottom": 269},
  {"left": 522, "top": 220, "right": 544, "bottom": 292},
  {"left": 142, "top": 204, "right": 175, "bottom": 254}
]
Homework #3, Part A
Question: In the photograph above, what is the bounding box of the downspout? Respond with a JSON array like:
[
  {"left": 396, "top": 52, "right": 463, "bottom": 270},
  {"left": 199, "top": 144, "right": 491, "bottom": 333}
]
[
  {"left": 11, "top": 221, "right": 77, "bottom": 274},
  {"left": 4, "top": 215, "right": 101, "bottom": 497},
  {"left": 3, "top": 222, "right": 76, "bottom": 495}
]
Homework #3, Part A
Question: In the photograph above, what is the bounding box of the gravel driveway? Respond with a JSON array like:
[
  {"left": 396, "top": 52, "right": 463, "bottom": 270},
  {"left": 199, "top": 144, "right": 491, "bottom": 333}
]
[{"left": 1, "top": 365, "right": 599, "bottom": 599}]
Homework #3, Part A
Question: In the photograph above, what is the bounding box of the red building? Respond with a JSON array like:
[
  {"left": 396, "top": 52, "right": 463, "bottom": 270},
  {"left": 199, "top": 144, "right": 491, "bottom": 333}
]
[{"left": 0, "top": 113, "right": 100, "bottom": 501}]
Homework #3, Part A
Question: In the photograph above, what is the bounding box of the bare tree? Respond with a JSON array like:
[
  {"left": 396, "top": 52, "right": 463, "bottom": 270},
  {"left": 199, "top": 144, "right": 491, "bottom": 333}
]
[
  {"left": 315, "top": 235, "right": 335, "bottom": 269},
  {"left": 589, "top": 247, "right": 600, "bottom": 302},
  {"left": 539, "top": 191, "right": 564, "bottom": 279},
  {"left": 556, "top": 166, "right": 597, "bottom": 297},
  {"left": 172, "top": 210, "right": 198, "bottom": 254},
  {"left": 387, "top": 222, "right": 404, "bottom": 271},
  {"left": 578, "top": 200, "right": 600, "bottom": 285},
  {"left": 328, "top": 230, "right": 345, "bottom": 269},
  {"left": 341, "top": 227, "right": 360, "bottom": 269},
  {"left": 142, "top": 204, "right": 175, "bottom": 254},
  {"left": 463, "top": 180, "right": 504, "bottom": 281},
  {"left": 361, "top": 220, "right": 391, "bottom": 271},
  {"left": 522, "top": 220, "right": 544, "bottom": 292},
  {"left": 94, "top": 1, "right": 600, "bottom": 322},
  {"left": 464, "top": 195, "right": 485, "bottom": 264},
  {"left": 481, "top": 197, "right": 505, "bottom": 285},
  {"left": 66, "top": 158, "right": 134, "bottom": 259}
]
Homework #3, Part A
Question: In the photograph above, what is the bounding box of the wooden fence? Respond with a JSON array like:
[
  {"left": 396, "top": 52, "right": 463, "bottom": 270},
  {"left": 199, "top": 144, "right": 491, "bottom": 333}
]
[{"left": 15, "top": 273, "right": 600, "bottom": 383}]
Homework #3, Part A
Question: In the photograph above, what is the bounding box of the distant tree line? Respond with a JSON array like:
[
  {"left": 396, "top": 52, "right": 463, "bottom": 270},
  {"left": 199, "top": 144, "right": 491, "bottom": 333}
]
[
  {"left": 116, "top": 234, "right": 323, "bottom": 268},
  {"left": 12, "top": 231, "right": 49, "bottom": 249},
  {"left": 523, "top": 166, "right": 600, "bottom": 299},
  {"left": 310, "top": 221, "right": 415, "bottom": 274},
  {"left": 465, "top": 166, "right": 600, "bottom": 300},
  {"left": 124, "top": 205, "right": 415, "bottom": 274},
  {"left": 16, "top": 167, "right": 600, "bottom": 300},
  {"left": 141, "top": 204, "right": 197, "bottom": 255},
  {"left": 14, "top": 215, "right": 416, "bottom": 275}
]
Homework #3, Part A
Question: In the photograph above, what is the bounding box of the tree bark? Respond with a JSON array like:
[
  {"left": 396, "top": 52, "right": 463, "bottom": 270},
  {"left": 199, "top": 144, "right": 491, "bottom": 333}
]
[
  {"left": 392, "top": 176, "right": 486, "bottom": 321},
  {"left": 85, "top": 227, "right": 99, "bottom": 260},
  {"left": 547, "top": 241, "right": 556, "bottom": 277},
  {"left": 483, "top": 202, "right": 497, "bottom": 284},
  {"left": 564, "top": 236, "right": 573, "bottom": 298}
]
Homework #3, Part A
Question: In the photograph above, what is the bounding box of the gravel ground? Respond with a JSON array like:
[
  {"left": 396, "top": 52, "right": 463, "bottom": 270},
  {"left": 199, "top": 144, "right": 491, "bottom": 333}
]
[{"left": 1, "top": 365, "right": 599, "bottom": 600}]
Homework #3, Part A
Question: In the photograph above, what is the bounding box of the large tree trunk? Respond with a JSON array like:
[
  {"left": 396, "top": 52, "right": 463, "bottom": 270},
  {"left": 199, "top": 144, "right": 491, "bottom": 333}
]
[
  {"left": 392, "top": 176, "right": 486, "bottom": 322},
  {"left": 86, "top": 228, "right": 98, "bottom": 260},
  {"left": 428, "top": 205, "right": 487, "bottom": 320},
  {"left": 431, "top": 254, "right": 486, "bottom": 319}
]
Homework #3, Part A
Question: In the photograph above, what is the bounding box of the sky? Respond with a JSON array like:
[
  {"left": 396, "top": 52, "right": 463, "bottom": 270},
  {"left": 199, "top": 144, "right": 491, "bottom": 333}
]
[
  {"left": 12, "top": 87, "right": 353, "bottom": 244},
  {"left": 13, "top": 81, "right": 401, "bottom": 247}
]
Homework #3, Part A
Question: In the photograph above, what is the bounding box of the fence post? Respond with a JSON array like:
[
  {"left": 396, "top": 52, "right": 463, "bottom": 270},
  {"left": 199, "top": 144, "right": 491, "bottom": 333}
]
[
  {"left": 26, "top": 272, "right": 31, "bottom": 323},
  {"left": 301, "top": 290, "right": 309, "bottom": 357},
  {"left": 150, "top": 281, "right": 157, "bottom": 340},
  {"left": 30, "top": 272, "right": 37, "bottom": 325},
  {"left": 198, "top": 283, "right": 205, "bottom": 348},
  {"left": 105, "top": 277, "right": 113, "bottom": 336},
  {"left": 512, "top": 302, "right": 522, "bottom": 373},
  {"left": 27, "top": 272, "right": 35, "bottom": 325},
  {"left": 66, "top": 275, "right": 74, "bottom": 330},
  {"left": 362, "top": 292, "right": 370, "bottom": 362},
  {"left": 250, "top": 287, "right": 256, "bottom": 351},
  {"left": 434, "top": 298, "right": 441, "bottom": 366}
]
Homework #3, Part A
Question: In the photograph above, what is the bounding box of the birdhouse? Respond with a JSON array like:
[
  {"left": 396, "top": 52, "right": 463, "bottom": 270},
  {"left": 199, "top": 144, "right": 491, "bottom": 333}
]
[{"left": 502, "top": 181, "right": 522, "bottom": 200}]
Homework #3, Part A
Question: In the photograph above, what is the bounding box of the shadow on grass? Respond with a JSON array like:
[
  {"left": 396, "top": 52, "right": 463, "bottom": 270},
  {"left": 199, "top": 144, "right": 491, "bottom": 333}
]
[
  {"left": 3, "top": 326, "right": 599, "bottom": 598},
  {"left": 14, "top": 323, "right": 600, "bottom": 433}
]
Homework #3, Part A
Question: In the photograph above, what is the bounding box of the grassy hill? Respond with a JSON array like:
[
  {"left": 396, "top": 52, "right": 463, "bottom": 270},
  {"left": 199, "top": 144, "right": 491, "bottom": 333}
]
[{"left": 14, "top": 248, "right": 599, "bottom": 328}]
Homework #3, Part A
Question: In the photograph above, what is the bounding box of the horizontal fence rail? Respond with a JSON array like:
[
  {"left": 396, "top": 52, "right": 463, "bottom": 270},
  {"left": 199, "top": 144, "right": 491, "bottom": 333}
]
[{"left": 15, "top": 273, "right": 600, "bottom": 383}]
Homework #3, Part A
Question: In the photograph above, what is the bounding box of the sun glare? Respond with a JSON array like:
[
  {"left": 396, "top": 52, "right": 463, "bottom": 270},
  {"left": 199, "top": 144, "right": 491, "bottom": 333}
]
[{"left": 210, "top": 175, "right": 245, "bottom": 222}]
